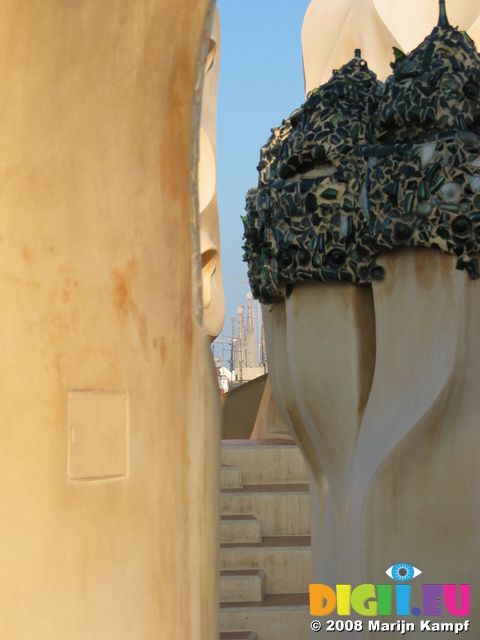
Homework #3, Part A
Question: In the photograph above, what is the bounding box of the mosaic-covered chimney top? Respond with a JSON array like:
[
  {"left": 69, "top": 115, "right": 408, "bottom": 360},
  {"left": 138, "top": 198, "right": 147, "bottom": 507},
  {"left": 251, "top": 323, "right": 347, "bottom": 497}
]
[
  {"left": 274, "top": 52, "right": 381, "bottom": 180},
  {"left": 374, "top": 2, "right": 480, "bottom": 143},
  {"left": 244, "top": 0, "right": 480, "bottom": 304},
  {"left": 244, "top": 54, "right": 382, "bottom": 303}
]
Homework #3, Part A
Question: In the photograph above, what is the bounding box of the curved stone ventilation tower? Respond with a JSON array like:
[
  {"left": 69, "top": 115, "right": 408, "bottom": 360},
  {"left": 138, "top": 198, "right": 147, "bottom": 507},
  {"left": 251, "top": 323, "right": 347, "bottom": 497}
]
[{"left": 243, "top": 0, "right": 480, "bottom": 302}]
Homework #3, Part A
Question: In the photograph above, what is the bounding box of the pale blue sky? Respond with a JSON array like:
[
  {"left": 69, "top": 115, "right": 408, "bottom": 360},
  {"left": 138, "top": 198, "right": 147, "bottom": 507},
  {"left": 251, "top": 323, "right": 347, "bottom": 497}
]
[{"left": 214, "top": 0, "right": 312, "bottom": 356}]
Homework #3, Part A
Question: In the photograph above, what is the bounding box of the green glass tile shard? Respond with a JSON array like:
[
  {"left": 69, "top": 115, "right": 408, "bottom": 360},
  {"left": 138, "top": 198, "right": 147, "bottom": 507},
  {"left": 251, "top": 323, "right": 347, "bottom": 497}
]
[
  {"left": 423, "top": 43, "right": 435, "bottom": 67},
  {"left": 314, "top": 145, "right": 327, "bottom": 161},
  {"left": 408, "top": 105, "right": 421, "bottom": 121},
  {"left": 467, "top": 259, "right": 480, "bottom": 278},
  {"left": 320, "top": 188, "right": 339, "bottom": 200},
  {"left": 438, "top": 227, "right": 451, "bottom": 240},
  {"left": 404, "top": 192, "right": 415, "bottom": 213},
  {"left": 305, "top": 193, "right": 317, "bottom": 212},
  {"left": 312, "top": 254, "right": 322, "bottom": 268},
  {"left": 461, "top": 31, "right": 474, "bottom": 46},
  {"left": 417, "top": 181, "right": 428, "bottom": 201},
  {"left": 430, "top": 176, "right": 446, "bottom": 194}
]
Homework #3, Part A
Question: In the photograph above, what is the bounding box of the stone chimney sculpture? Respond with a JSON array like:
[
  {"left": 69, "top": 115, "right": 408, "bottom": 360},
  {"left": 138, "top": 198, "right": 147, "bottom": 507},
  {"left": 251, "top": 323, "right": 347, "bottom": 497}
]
[{"left": 244, "top": 1, "right": 480, "bottom": 634}]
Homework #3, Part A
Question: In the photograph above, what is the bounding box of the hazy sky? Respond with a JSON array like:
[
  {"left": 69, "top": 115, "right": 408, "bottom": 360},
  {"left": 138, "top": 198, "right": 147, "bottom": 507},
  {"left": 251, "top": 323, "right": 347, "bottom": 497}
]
[{"left": 214, "top": 0, "right": 311, "bottom": 359}]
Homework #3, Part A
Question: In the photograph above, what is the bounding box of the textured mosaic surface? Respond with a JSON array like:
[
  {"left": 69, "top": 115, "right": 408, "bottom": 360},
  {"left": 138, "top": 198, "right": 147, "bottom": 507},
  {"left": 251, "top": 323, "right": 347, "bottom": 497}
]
[
  {"left": 244, "top": 10, "right": 480, "bottom": 303},
  {"left": 374, "top": 27, "right": 480, "bottom": 143}
]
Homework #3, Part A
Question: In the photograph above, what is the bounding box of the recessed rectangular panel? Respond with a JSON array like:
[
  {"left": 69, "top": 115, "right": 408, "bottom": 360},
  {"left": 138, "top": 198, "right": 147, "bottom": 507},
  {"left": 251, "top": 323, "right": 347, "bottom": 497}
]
[{"left": 68, "top": 391, "right": 129, "bottom": 482}]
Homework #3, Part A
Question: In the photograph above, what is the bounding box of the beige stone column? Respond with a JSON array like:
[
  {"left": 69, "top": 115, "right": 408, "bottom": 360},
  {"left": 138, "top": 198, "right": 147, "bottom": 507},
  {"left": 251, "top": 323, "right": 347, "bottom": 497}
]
[
  {"left": 283, "top": 284, "right": 375, "bottom": 590},
  {"left": 350, "top": 250, "right": 480, "bottom": 626},
  {"left": 199, "top": 6, "right": 225, "bottom": 341},
  {"left": 263, "top": 300, "right": 328, "bottom": 580},
  {"left": 0, "top": 1, "right": 220, "bottom": 638}
]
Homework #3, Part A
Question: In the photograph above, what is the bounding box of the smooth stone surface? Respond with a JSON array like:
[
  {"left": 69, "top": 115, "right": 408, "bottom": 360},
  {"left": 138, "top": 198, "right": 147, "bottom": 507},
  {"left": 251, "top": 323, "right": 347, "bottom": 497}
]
[
  {"left": 199, "top": 6, "right": 225, "bottom": 340},
  {"left": 266, "top": 250, "right": 480, "bottom": 637},
  {"left": 0, "top": 2, "right": 220, "bottom": 638},
  {"left": 302, "top": 0, "right": 480, "bottom": 88}
]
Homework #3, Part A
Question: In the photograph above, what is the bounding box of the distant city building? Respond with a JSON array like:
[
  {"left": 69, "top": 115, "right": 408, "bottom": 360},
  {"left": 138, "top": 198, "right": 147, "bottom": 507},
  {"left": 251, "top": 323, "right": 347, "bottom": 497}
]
[
  {"left": 218, "top": 366, "right": 231, "bottom": 394},
  {"left": 213, "top": 293, "right": 267, "bottom": 391}
]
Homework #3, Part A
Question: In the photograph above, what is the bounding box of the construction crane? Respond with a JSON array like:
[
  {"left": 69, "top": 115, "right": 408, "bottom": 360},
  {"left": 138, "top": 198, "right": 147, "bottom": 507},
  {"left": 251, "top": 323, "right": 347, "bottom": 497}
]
[{"left": 212, "top": 335, "right": 233, "bottom": 372}]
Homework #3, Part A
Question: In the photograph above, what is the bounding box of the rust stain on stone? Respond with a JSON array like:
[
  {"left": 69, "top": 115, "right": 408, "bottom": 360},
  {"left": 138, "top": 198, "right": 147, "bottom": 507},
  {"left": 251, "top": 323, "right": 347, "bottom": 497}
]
[
  {"left": 111, "top": 260, "right": 136, "bottom": 311},
  {"left": 112, "top": 270, "right": 129, "bottom": 314},
  {"left": 111, "top": 261, "right": 151, "bottom": 361},
  {"left": 159, "top": 337, "right": 167, "bottom": 364},
  {"left": 413, "top": 250, "right": 437, "bottom": 291},
  {"left": 135, "top": 311, "right": 149, "bottom": 361}
]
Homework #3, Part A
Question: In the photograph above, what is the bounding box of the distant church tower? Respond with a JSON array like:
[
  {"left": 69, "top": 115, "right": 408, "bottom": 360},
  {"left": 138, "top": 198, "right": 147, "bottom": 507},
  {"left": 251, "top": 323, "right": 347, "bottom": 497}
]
[
  {"left": 230, "top": 316, "right": 237, "bottom": 377},
  {"left": 236, "top": 305, "right": 246, "bottom": 372},
  {"left": 246, "top": 293, "right": 256, "bottom": 368},
  {"left": 259, "top": 318, "right": 267, "bottom": 367}
]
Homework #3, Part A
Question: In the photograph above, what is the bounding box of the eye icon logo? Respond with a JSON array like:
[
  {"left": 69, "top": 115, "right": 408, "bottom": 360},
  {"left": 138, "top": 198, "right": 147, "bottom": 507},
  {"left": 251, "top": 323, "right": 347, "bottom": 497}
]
[{"left": 386, "top": 563, "right": 422, "bottom": 582}]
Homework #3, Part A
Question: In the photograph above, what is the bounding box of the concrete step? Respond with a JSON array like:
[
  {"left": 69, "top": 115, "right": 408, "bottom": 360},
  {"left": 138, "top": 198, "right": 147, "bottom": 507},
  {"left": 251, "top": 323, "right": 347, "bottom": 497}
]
[
  {"left": 221, "top": 464, "right": 243, "bottom": 489},
  {"left": 220, "top": 632, "right": 257, "bottom": 640},
  {"left": 220, "top": 484, "right": 310, "bottom": 537},
  {"left": 219, "top": 593, "right": 310, "bottom": 640},
  {"left": 221, "top": 440, "right": 308, "bottom": 485},
  {"left": 220, "top": 515, "right": 262, "bottom": 544},
  {"left": 220, "top": 536, "right": 311, "bottom": 595},
  {"left": 220, "top": 569, "right": 266, "bottom": 603}
]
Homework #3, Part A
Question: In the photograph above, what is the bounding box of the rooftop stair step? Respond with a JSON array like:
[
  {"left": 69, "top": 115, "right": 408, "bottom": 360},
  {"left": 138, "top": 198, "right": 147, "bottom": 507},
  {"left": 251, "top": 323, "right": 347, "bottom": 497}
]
[
  {"left": 220, "top": 514, "right": 262, "bottom": 544},
  {"left": 219, "top": 440, "right": 311, "bottom": 640},
  {"left": 219, "top": 593, "right": 310, "bottom": 640},
  {"left": 220, "top": 484, "right": 310, "bottom": 536},
  {"left": 221, "top": 440, "right": 309, "bottom": 485},
  {"left": 221, "top": 464, "right": 243, "bottom": 489},
  {"left": 220, "top": 569, "right": 266, "bottom": 603},
  {"left": 220, "top": 536, "right": 311, "bottom": 595}
]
